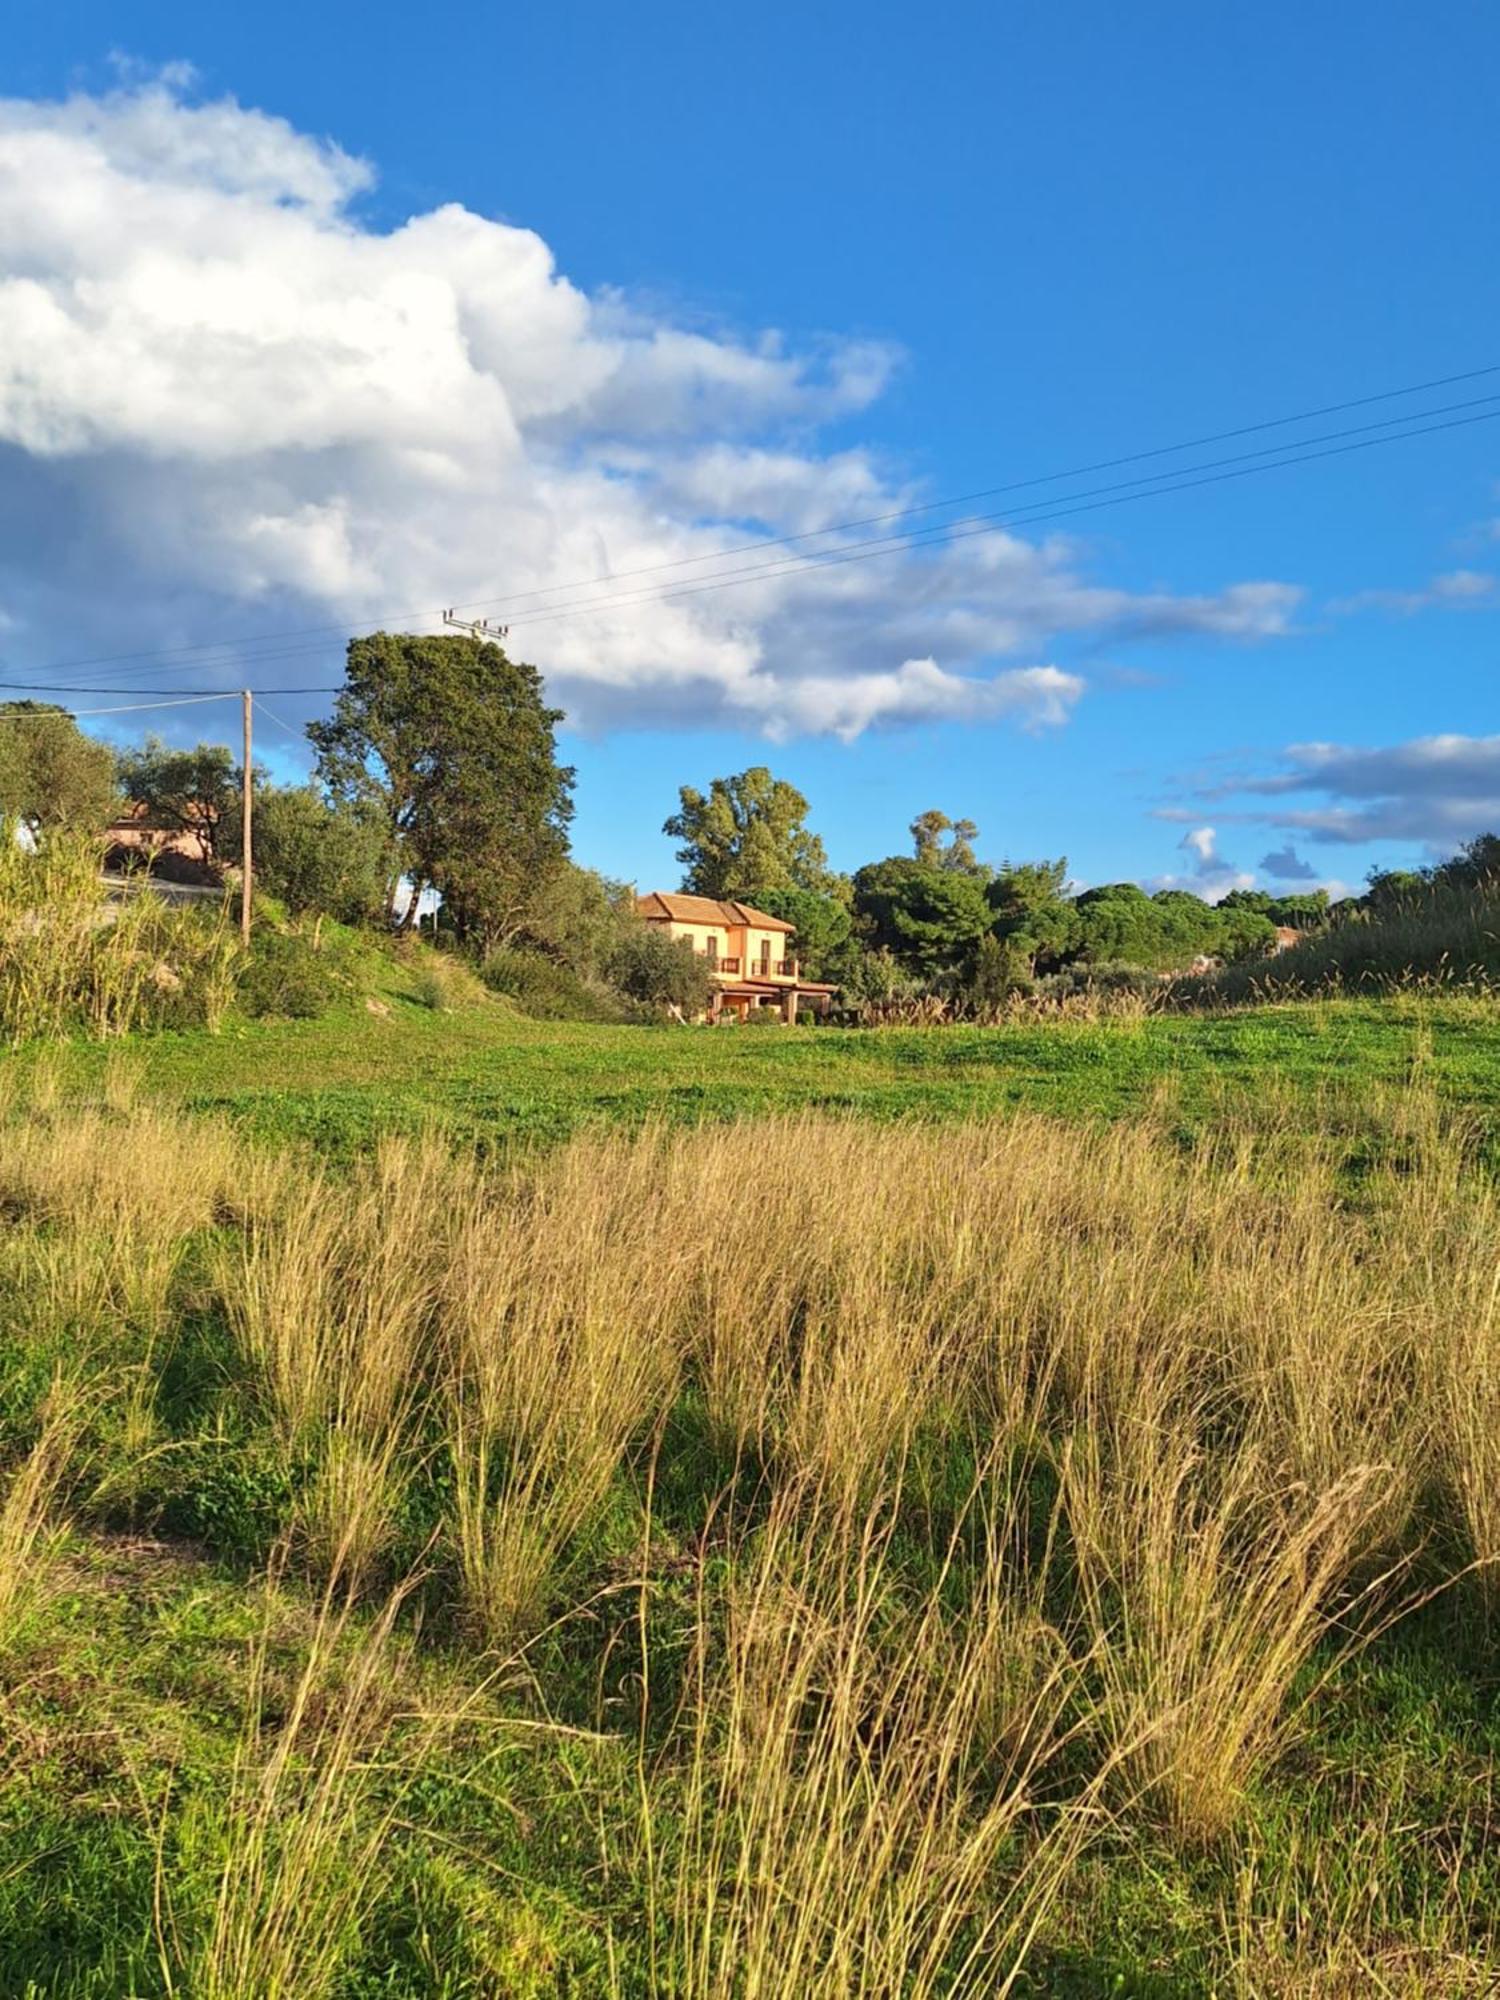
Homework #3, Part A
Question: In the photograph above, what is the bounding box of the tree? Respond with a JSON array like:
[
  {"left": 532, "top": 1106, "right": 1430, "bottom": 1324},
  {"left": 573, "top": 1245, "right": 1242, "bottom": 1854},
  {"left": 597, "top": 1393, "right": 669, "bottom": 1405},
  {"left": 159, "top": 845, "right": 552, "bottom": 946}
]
[
  {"left": 1150, "top": 889, "right": 1224, "bottom": 964},
  {"left": 605, "top": 922, "right": 715, "bottom": 1014},
  {"left": 910, "top": 810, "right": 950, "bottom": 866},
  {"left": 1214, "top": 903, "right": 1277, "bottom": 961},
  {"left": 1221, "top": 886, "right": 1330, "bottom": 932},
  {"left": 509, "top": 861, "right": 637, "bottom": 979},
  {"left": 1435, "top": 834, "right": 1500, "bottom": 892},
  {"left": 115, "top": 738, "right": 236, "bottom": 866},
  {"left": 0, "top": 703, "right": 117, "bottom": 834},
  {"left": 219, "top": 783, "right": 394, "bottom": 923},
  {"left": 910, "top": 809, "right": 984, "bottom": 874},
  {"left": 967, "top": 931, "right": 1033, "bottom": 1008},
  {"left": 1363, "top": 867, "right": 1427, "bottom": 913},
  {"left": 1265, "top": 889, "right": 1330, "bottom": 930},
  {"left": 986, "top": 858, "right": 1080, "bottom": 973},
  {"left": 309, "top": 632, "right": 575, "bottom": 947},
  {"left": 664, "top": 767, "right": 831, "bottom": 898},
  {"left": 1072, "top": 883, "right": 1167, "bottom": 967},
  {"left": 754, "top": 884, "right": 860, "bottom": 985},
  {"left": 851, "top": 858, "right": 992, "bottom": 975}
]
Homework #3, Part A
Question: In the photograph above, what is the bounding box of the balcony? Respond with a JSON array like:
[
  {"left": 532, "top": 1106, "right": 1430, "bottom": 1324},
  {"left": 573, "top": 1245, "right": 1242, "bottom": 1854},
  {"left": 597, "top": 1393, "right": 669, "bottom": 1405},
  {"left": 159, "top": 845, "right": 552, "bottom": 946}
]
[{"left": 705, "top": 955, "right": 800, "bottom": 984}]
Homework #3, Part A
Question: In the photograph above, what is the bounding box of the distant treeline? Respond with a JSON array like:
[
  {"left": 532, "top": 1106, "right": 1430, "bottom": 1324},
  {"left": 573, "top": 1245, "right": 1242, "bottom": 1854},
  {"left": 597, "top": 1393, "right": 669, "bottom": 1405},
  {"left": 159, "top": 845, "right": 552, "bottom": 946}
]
[{"left": 3, "top": 635, "right": 1496, "bottom": 1025}]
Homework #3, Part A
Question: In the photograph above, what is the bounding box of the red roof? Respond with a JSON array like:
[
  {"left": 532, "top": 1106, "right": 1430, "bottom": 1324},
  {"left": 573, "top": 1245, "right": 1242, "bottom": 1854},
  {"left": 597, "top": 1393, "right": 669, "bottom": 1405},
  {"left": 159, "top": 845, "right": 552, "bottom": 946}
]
[{"left": 637, "top": 891, "right": 794, "bottom": 933}]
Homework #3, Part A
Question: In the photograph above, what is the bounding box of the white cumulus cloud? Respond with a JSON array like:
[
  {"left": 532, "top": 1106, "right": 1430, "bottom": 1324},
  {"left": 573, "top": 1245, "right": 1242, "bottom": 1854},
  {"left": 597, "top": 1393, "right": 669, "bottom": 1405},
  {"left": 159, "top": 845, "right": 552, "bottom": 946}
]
[{"left": 0, "top": 71, "right": 1302, "bottom": 739}]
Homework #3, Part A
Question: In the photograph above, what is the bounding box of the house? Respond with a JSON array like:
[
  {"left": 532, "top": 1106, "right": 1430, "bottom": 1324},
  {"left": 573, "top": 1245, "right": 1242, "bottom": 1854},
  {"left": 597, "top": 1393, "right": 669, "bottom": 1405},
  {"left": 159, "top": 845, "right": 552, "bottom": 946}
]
[
  {"left": 104, "top": 802, "right": 217, "bottom": 883},
  {"left": 636, "top": 892, "right": 838, "bottom": 1021}
]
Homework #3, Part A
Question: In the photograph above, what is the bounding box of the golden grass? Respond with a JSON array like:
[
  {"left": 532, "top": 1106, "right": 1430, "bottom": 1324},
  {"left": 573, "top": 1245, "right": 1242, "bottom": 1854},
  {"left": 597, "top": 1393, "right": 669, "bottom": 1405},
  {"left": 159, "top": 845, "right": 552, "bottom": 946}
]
[
  {"left": 0, "top": 1078, "right": 1497, "bottom": 1984},
  {"left": 0, "top": 1374, "right": 85, "bottom": 1640},
  {"left": 180, "top": 1576, "right": 437, "bottom": 2000},
  {"left": 639, "top": 1467, "right": 1099, "bottom": 1998}
]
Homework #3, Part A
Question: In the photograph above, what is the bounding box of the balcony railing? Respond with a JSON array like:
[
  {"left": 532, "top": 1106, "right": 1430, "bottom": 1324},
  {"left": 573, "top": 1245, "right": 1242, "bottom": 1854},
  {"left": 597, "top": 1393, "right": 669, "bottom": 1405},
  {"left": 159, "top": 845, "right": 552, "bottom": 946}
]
[{"left": 703, "top": 952, "right": 801, "bottom": 981}]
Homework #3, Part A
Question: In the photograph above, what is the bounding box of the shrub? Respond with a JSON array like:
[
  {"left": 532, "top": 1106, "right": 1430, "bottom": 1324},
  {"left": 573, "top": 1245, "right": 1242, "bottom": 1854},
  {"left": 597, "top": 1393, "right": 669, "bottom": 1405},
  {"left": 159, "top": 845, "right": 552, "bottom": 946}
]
[
  {"left": 222, "top": 785, "right": 393, "bottom": 924},
  {"left": 604, "top": 922, "right": 714, "bottom": 1014},
  {"left": 797, "top": 1009, "right": 816, "bottom": 1027},
  {"left": 744, "top": 1004, "right": 783, "bottom": 1027},
  {"left": 236, "top": 932, "right": 339, "bottom": 1020},
  {"left": 480, "top": 945, "right": 629, "bottom": 1022},
  {"left": 408, "top": 951, "right": 490, "bottom": 1013}
]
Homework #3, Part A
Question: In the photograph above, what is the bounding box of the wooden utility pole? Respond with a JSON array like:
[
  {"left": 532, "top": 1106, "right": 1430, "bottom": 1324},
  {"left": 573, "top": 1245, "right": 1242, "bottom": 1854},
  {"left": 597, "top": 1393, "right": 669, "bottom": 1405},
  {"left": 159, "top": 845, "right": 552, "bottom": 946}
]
[{"left": 240, "top": 689, "right": 253, "bottom": 947}]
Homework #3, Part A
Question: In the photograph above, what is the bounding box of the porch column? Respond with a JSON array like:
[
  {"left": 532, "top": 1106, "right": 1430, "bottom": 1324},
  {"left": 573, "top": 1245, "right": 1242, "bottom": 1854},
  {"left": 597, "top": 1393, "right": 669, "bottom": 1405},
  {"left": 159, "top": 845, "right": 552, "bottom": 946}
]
[{"left": 783, "top": 986, "right": 799, "bottom": 1024}]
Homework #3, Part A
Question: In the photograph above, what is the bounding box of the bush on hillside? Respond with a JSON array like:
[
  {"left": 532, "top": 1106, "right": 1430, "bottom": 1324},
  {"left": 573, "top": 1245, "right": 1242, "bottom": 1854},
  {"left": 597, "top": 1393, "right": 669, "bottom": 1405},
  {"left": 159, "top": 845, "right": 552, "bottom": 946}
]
[
  {"left": 220, "top": 784, "right": 394, "bottom": 924},
  {"left": 235, "top": 930, "right": 339, "bottom": 1020},
  {"left": 410, "top": 951, "right": 491, "bottom": 1013},
  {"left": 604, "top": 924, "right": 715, "bottom": 1015},
  {"left": 481, "top": 945, "right": 630, "bottom": 1022}
]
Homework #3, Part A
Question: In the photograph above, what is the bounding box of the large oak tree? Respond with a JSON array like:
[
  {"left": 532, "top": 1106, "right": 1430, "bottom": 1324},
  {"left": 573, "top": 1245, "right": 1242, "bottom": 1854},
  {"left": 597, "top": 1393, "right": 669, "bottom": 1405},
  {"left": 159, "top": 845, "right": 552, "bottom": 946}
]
[{"left": 309, "top": 632, "right": 574, "bottom": 945}]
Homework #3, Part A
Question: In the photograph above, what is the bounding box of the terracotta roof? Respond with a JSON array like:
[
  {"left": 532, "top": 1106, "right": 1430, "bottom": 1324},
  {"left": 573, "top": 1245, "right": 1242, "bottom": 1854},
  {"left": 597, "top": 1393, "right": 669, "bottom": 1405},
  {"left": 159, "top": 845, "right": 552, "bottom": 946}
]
[{"left": 637, "top": 891, "right": 794, "bottom": 933}]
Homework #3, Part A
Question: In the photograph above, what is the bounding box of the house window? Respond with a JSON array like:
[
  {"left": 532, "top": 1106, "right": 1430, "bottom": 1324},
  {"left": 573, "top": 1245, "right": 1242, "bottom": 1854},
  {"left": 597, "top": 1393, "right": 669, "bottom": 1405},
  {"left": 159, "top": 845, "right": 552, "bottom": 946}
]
[
  {"left": 758, "top": 938, "right": 771, "bottom": 974},
  {"left": 706, "top": 935, "right": 718, "bottom": 967}
]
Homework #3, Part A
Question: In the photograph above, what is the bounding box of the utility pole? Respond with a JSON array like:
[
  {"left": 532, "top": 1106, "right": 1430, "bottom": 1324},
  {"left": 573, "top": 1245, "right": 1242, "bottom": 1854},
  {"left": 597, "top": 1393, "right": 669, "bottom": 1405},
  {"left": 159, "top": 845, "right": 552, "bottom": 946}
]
[
  {"left": 441, "top": 610, "right": 510, "bottom": 643},
  {"left": 240, "top": 689, "right": 253, "bottom": 948}
]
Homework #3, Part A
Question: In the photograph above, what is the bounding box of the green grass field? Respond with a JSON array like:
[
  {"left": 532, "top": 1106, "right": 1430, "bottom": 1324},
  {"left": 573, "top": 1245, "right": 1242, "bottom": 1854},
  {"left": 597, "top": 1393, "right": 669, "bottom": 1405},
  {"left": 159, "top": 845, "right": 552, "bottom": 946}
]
[
  {"left": 18, "top": 984, "right": 1500, "bottom": 1159},
  {"left": 4, "top": 994, "right": 1500, "bottom": 1996}
]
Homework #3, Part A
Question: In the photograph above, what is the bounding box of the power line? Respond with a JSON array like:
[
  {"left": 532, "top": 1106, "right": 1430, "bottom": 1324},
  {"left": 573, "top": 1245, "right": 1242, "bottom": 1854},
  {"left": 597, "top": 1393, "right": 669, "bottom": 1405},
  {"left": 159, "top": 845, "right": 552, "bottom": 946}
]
[
  {"left": 0, "top": 692, "right": 243, "bottom": 718},
  {"left": 250, "top": 694, "right": 307, "bottom": 740},
  {"left": 494, "top": 401, "right": 1500, "bottom": 634},
  {"left": 15, "top": 388, "right": 1498, "bottom": 704},
  {"left": 4, "top": 398, "right": 1496, "bottom": 701},
  {"left": 4, "top": 359, "right": 1498, "bottom": 684},
  {"left": 0, "top": 682, "right": 341, "bottom": 698},
  {"left": 431, "top": 362, "right": 1500, "bottom": 618}
]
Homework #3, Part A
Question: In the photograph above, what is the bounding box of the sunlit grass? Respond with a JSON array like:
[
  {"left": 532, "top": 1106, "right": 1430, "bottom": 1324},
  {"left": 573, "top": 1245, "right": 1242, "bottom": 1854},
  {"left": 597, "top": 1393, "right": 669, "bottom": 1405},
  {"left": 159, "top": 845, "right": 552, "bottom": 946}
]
[{"left": 0, "top": 1071, "right": 1496, "bottom": 1990}]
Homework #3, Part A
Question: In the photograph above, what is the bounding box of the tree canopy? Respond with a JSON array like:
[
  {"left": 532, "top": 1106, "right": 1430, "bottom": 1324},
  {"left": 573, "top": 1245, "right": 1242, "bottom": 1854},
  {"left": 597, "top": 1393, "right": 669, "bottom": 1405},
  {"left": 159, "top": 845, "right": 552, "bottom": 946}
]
[
  {"left": 0, "top": 704, "right": 117, "bottom": 835},
  {"left": 664, "top": 766, "right": 831, "bottom": 898},
  {"left": 309, "top": 631, "right": 574, "bottom": 947},
  {"left": 753, "top": 885, "right": 860, "bottom": 983},
  {"left": 221, "top": 782, "right": 395, "bottom": 923},
  {"left": 115, "top": 738, "right": 236, "bottom": 865},
  {"left": 910, "top": 810, "right": 985, "bottom": 874},
  {"left": 986, "top": 858, "right": 1080, "bottom": 972},
  {"left": 851, "top": 858, "right": 993, "bottom": 974}
]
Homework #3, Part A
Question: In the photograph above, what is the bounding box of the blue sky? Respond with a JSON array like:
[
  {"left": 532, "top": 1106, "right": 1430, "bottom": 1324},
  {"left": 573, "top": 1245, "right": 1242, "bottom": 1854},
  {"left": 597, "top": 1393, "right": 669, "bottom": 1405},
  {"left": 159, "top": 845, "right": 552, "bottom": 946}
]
[{"left": 4, "top": 2, "right": 1499, "bottom": 895}]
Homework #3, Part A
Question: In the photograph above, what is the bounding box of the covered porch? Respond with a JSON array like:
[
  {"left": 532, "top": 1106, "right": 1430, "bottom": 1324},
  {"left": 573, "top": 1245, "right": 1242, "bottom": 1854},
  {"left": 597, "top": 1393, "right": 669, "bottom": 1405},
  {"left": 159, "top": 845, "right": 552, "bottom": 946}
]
[{"left": 709, "top": 978, "right": 836, "bottom": 1023}]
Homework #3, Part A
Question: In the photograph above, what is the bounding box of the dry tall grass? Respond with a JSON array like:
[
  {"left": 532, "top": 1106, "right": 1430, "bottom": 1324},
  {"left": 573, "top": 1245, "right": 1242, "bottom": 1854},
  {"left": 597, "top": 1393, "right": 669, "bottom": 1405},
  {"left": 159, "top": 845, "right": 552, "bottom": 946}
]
[
  {"left": 1, "top": 1079, "right": 1497, "bottom": 1986},
  {"left": 181, "top": 1577, "right": 436, "bottom": 2000},
  {"left": 0, "top": 829, "right": 238, "bottom": 1042},
  {"left": 0, "top": 1375, "right": 86, "bottom": 1640},
  {"left": 641, "top": 1468, "right": 1098, "bottom": 1998}
]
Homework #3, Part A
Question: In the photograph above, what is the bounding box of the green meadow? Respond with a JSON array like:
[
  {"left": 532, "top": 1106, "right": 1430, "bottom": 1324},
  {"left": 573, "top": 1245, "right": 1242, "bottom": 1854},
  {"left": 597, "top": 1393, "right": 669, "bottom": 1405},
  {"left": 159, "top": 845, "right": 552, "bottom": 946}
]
[
  {"left": 18, "top": 983, "right": 1500, "bottom": 1159},
  {"left": 3, "top": 991, "right": 1500, "bottom": 1997}
]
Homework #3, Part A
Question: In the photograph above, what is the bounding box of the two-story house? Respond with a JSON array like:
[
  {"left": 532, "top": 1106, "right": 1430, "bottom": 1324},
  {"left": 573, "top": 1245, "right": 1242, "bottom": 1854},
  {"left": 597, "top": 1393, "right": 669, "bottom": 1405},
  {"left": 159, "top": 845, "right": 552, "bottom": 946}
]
[{"left": 636, "top": 892, "right": 837, "bottom": 1021}]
